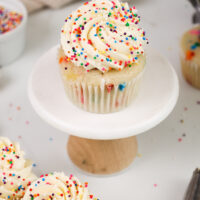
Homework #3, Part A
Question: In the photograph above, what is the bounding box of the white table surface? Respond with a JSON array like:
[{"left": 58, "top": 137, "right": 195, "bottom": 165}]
[{"left": 0, "top": 0, "right": 200, "bottom": 199}]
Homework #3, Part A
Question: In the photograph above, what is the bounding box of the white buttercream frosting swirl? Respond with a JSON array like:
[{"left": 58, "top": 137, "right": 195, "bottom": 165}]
[
  {"left": 23, "top": 172, "right": 95, "bottom": 200},
  {"left": 61, "top": 0, "right": 148, "bottom": 72},
  {"left": 0, "top": 137, "right": 37, "bottom": 199},
  {"left": 0, "top": 137, "right": 26, "bottom": 171}
]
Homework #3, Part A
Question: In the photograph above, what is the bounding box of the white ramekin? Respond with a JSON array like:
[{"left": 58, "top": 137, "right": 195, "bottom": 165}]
[{"left": 0, "top": 0, "right": 28, "bottom": 66}]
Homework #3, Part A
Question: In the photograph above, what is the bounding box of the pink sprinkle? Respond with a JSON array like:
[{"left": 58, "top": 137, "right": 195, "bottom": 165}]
[
  {"left": 9, "top": 103, "right": 13, "bottom": 107},
  {"left": 190, "top": 30, "right": 200, "bottom": 35},
  {"left": 184, "top": 107, "right": 188, "bottom": 111},
  {"left": 16, "top": 106, "right": 21, "bottom": 111},
  {"left": 8, "top": 117, "right": 12, "bottom": 121},
  {"left": 178, "top": 138, "right": 182, "bottom": 142},
  {"left": 154, "top": 184, "right": 157, "bottom": 187},
  {"left": 25, "top": 120, "right": 30, "bottom": 125}
]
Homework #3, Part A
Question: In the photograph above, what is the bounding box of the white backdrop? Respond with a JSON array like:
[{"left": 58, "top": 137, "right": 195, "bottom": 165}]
[{"left": 0, "top": 0, "right": 199, "bottom": 199}]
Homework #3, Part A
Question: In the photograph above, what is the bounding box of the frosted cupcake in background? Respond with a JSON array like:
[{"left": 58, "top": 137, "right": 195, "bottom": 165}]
[
  {"left": 23, "top": 172, "right": 98, "bottom": 200},
  {"left": 180, "top": 25, "right": 200, "bottom": 89},
  {"left": 58, "top": 0, "right": 148, "bottom": 113},
  {"left": 0, "top": 137, "right": 37, "bottom": 199}
]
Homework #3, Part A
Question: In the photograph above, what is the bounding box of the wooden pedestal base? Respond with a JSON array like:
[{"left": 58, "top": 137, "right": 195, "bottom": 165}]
[{"left": 67, "top": 135, "right": 138, "bottom": 175}]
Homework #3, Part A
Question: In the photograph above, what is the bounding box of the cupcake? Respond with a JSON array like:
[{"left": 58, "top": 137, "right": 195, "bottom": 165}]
[
  {"left": 180, "top": 25, "right": 200, "bottom": 89},
  {"left": 22, "top": 172, "right": 98, "bottom": 200},
  {"left": 0, "top": 137, "right": 37, "bottom": 199},
  {"left": 58, "top": 0, "right": 148, "bottom": 113}
]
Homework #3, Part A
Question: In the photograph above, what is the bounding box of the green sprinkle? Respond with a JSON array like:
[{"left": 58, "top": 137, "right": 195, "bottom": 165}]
[
  {"left": 94, "top": 57, "right": 97, "bottom": 59},
  {"left": 125, "top": 22, "right": 130, "bottom": 27}
]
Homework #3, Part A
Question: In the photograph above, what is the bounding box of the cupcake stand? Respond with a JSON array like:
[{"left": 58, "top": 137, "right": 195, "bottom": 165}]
[{"left": 28, "top": 46, "right": 179, "bottom": 175}]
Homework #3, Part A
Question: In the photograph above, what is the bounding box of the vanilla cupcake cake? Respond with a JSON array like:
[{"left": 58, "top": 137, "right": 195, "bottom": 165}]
[
  {"left": 0, "top": 137, "right": 37, "bottom": 199},
  {"left": 180, "top": 25, "right": 200, "bottom": 89},
  {"left": 58, "top": 0, "right": 148, "bottom": 113},
  {"left": 23, "top": 172, "right": 97, "bottom": 200}
]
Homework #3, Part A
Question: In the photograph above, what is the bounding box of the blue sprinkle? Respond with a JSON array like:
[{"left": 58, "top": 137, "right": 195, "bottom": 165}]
[
  {"left": 191, "top": 44, "right": 197, "bottom": 50},
  {"left": 119, "top": 83, "right": 127, "bottom": 91},
  {"left": 18, "top": 185, "right": 22, "bottom": 190},
  {"left": 106, "top": 22, "right": 109, "bottom": 25},
  {"left": 32, "top": 163, "right": 37, "bottom": 167}
]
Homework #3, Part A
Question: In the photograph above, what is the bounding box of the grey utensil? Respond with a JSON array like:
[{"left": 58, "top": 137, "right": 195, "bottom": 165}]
[
  {"left": 189, "top": 0, "right": 200, "bottom": 23},
  {"left": 185, "top": 169, "right": 200, "bottom": 200}
]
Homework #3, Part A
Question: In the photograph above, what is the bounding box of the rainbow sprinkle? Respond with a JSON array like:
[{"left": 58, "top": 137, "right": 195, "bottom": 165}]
[
  {"left": 0, "top": 6, "right": 23, "bottom": 34},
  {"left": 186, "top": 28, "right": 200, "bottom": 60},
  {"left": 61, "top": 0, "right": 148, "bottom": 72}
]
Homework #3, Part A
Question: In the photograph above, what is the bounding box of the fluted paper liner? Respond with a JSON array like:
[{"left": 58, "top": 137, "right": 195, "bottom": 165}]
[
  {"left": 61, "top": 72, "right": 144, "bottom": 114},
  {"left": 180, "top": 50, "right": 200, "bottom": 89}
]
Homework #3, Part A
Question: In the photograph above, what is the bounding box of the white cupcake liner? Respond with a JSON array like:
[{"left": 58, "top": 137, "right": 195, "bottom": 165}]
[
  {"left": 62, "top": 71, "right": 144, "bottom": 114},
  {"left": 180, "top": 51, "right": 200, "bottom": 88}
]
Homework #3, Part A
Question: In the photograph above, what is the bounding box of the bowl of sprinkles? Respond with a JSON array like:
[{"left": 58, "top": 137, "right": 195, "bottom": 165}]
[{"left": 0, "top": 0, "right": 27, "bottom": 66}]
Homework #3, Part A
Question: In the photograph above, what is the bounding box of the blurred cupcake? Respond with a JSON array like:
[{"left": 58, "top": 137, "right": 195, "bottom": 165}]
[
  {"left": 22, "top": 172, "right": 97, "bottom": 200},
  {"left": 180, "top": 25, "right": 200, "bottom": 89},
  {"left": 0, "top": 137, "right": 37, "bottom": 199},
  {"left": 58, "top": 0, "right": 148, "bottom": 113}
]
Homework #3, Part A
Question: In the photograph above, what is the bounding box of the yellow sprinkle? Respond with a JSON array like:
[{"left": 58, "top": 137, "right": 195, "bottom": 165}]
[{"left": 137, "top": 153, "right": 142, "bottom": 157}]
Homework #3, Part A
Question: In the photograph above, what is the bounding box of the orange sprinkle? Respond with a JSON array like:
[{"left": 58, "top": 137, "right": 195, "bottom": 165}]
[
  {"left": 59, "top": 57, "right": 64, "bottom": 64},
  {"left": 186, "top": 50, "right": 195, "bottom": 60}
]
